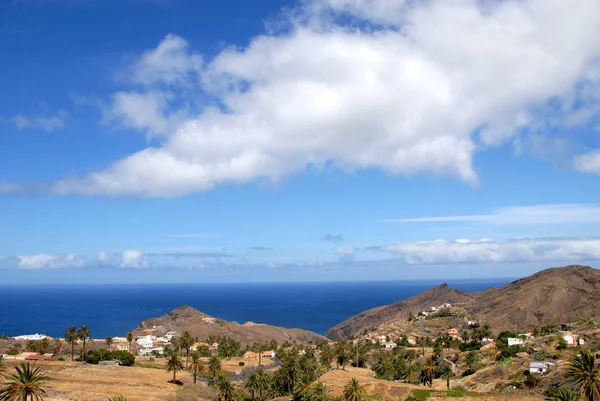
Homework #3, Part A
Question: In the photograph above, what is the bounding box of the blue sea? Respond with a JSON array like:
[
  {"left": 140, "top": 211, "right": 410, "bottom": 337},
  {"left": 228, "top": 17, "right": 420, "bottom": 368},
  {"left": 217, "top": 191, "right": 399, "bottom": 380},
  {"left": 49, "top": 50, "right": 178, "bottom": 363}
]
[{"left": 0, "top": 279, "right": 511, "bottom": 338}]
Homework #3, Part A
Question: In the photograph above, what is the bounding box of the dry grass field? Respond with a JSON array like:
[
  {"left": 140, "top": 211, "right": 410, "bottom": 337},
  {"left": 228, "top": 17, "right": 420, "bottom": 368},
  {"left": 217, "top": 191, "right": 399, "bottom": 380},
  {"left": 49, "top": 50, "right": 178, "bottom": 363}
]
[{"left": 2, "top": 359, "right": 545, "bottom": 401}]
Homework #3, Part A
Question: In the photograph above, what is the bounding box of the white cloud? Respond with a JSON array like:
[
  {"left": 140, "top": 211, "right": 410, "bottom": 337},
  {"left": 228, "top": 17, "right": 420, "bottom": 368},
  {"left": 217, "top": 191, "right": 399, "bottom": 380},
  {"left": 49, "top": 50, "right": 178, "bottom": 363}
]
[
  {"left": 574, "top": 150, "right": 600, "bottom": 174},
  {"left": 119, "top": 249, "right": 149, "bottom": 269},
  {"left": 6, "top": 111, "right": 66, "bottom": 132},
  {"left": 383, "top": 204, "right": 600, "bottom": 225},
  {"left": 17, "top": 253, "right": 84, "bottom": 270},
  {"left": 335, "top": 245, "right": 358, "bottom": 261},
  {"left": 377, "top": 237, "right": 600, "bottom": 264},
  {"left": 10, "top": 0, "right": 600, "bottom": 196}
]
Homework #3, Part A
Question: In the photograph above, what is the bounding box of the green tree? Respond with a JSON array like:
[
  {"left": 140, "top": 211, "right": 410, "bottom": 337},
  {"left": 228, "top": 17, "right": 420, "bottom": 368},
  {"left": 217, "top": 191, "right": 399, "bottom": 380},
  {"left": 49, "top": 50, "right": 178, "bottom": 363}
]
[
  {"left": 422, "top": 358, "right": 437, "bottom": 388},
  {"left": 166, "top": 353, "right": 184, "bottom": 383},
  {"left": 439, "top": 365, "right": 454, "bottom": 390},
  {"left": 546, "top": 388, "right": 580, "bottom": 401},
  {"left": 335, "top": 341, "right": 350, "bottom": 371},
  {"left": 293, "top": 374, "right": 313, "bottom": 401},
  {"left": 319, "top": 344, "right": 334, "bottom": 370},
  {"left": 310, "top": 382, "right": 331, "bottom": 401},
  {"left": 208, "top": 355, "right": 222, "bottom": 378},
  {"left": 216, "top": 375, "right": 235, "bottom": 401},
  {"left": 0, "top": 362, "right": 52, "bottom": 401},
  {"left": 64, "top": 326, "right": 78, "bottom": 362},
  {"left": 245, "top": 372, "right": 262, "bottom": 401},
  {"left": 77, "top": 325, "right": 91, "bottom": 362},
  {"left": 126, "top": 333, "right": 134, "bottom": 353},
  {"left": 105, "top": 336, "right": 113, "bottom": 352},
  {"left": 188, "top": 351, "right": 206, "bottom": 384},
  {"left": 343, "top": 378, "right": 366, "bottom": 401},
  {"left": 180, "top": 331, "right": 195, "bottom": 369},
  {"left": 565, "top": 349, "right": 600, "bottom": 401},
  {"left": 371, "top": 352, "right": 392, "bottom": 380}
]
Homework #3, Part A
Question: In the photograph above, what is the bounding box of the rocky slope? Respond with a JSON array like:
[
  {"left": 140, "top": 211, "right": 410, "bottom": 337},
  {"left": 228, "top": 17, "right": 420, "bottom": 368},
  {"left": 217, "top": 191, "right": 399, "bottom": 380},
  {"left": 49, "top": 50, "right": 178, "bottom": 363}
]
[
  {"left": 467, "top": 264, "right": 600, "bottom": 331},
  {"left": 324, "top": 283, "right": 472, "bottom": 339},
  {"left": 133, "top": 305, "right": 324, "bottom": 344},
  {"left": 325, "top": 265, "right": 600, "bottom": 339}
]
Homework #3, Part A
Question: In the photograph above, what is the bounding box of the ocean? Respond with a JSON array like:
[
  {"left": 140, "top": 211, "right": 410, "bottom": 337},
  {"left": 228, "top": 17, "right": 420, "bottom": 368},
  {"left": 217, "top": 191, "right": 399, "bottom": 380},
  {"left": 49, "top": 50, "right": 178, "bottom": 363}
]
[{"left": 0, "top": 279, "right": 512, "bottom": 339}]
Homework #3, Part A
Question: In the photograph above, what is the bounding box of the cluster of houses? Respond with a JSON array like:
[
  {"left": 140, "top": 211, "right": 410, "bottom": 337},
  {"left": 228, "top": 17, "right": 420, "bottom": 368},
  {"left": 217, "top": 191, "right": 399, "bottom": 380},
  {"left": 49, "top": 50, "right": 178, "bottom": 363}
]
[
  {"left": 416, "top": 303, "right": 453, "bottom": 318},
  {"left": 361, "top": 334, "right": 399, "bottom": 349}
]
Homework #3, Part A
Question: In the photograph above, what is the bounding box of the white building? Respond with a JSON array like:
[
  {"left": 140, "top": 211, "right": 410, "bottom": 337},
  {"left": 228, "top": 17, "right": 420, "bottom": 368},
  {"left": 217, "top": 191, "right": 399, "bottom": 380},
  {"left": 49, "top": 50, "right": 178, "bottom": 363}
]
[
  {"left": 136, "top": 335, "right": 154, "bottom": 348},
  {"left": 563, "top": 333, "right": 585, "bottom": 347},
  {"left": 13, "top": 334, "right": 47, "bottom": 341},
  {"left": 441, "top": 303, "right": 452, "bottom": 308},
  {"left": 507, "top": 338, "right": 524, "bottom": 347},
  {"left": 383, "top": 342, "right": 397, "bottom": 349},
  {"left": 529, "top": 361, "right": 550, "bottom": 374},
  {"left": 165, "top": 332, "right": 177, "bottom": 341}
]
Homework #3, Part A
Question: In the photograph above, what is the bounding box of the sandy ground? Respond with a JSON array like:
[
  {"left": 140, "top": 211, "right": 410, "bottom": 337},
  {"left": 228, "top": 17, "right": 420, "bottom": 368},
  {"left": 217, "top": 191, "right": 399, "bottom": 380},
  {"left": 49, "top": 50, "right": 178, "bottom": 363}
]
[
  {"left": 2, "top": 356, "right": 274, "bottom": 401},
  {"left": 2, "top": 360, "right": 544, "bottom": 401}
]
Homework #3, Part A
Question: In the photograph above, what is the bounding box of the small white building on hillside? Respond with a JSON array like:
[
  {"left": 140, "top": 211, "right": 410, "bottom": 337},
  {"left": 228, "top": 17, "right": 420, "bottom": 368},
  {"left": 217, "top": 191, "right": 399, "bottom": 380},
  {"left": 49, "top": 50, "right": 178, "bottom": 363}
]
[
  {"left": 529, "top": 361, "right": 550, "bottom": 374},
  {"left": 507, "top": 338, "right": 524, "bottom": 347}
]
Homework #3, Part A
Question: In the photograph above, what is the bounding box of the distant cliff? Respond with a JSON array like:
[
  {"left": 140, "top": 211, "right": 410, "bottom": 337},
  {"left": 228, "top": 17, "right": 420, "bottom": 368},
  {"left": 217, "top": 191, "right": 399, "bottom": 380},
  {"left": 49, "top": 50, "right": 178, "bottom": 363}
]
[
  {"left": 133, "top": 305, "right": 324, "bottom": 344},
  {"left": 324, "top": 265, "right": 600, "bottom": 339}
]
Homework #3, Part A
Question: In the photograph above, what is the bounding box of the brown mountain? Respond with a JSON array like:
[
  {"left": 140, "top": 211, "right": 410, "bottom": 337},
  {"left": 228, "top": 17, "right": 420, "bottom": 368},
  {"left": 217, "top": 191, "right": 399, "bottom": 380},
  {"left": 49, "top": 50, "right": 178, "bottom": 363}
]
[
  {"left": 467, "top": 264, "right": 600, "bottom": 331},
  {"left": 324, "top": 283, "right": 472, "bottom": 340},
  {"left": 324, "top": 265, "right": 600, "bottom": 339},
  {"left": 133, "top": 305, "right": 324, "bottom": 344}
]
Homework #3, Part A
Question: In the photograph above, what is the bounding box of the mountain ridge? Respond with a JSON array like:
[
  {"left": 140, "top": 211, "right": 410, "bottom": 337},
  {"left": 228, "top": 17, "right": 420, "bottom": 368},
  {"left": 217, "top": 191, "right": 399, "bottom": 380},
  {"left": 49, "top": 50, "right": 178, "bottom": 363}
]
[
  {"left": 133, "top": 305, "right": 325, "bottom": 344},
  {"left": 324, "top": 265, "right": 600, "bottom": 339}
]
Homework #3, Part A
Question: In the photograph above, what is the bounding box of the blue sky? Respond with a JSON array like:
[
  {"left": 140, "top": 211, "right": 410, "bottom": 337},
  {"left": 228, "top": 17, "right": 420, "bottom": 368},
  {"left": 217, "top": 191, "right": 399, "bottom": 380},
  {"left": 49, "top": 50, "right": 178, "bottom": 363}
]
[{"left": 1, "top": 0, "right": 600, "bottom": 283}]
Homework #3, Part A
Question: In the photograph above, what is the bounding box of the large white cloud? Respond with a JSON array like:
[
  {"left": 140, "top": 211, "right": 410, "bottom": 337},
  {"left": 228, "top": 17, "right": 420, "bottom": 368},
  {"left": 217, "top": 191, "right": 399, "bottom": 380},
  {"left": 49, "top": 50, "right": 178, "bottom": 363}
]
[
  {"left": 377, "top": 237, "right": 600, "bottom": 264},
  {"left": 36, "top": 0, "right": 600, "bottom": 196},
  {"left": 17, "top": 253, "right": 85, "bottom": 270}
]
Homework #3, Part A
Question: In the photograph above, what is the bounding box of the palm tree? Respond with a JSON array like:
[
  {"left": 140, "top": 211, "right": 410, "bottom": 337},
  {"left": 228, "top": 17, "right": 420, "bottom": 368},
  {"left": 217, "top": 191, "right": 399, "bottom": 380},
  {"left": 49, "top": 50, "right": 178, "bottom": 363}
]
[
  {"left": 180, "top": 330, "right": 195, "bottom": 369},
  {"left": 293, "top": 374, "right": 313, "bottom": 401},
  {"left": 255, "top": 367, "right": 270, "bottom": 400},
  {"left": 208, "top": 355, "right": 222, "bottom": 378},
  {"left": 310, "top": 382, "right": 330, "bottom": 401},
  {"left": 64, "top": 326, "right": 78, "bottom": 362},
  {"left": 108, "top": 397, "right": 128, "bottom": 401},
  {"left": 343, "top": 378, "right": 366, "bottom": 401},
  {"left": 335, "top": 341, "right": 349, "bottom": 371},
  {"left": 165, "top": 353, "right": 184, "bottom": 383},
  {"left": 216, "top": 375, "right": 235, "bottom": 401},
  {"left": 439, "top": 365, "right": 454, "bottom": 390},
  {"left": 77, "top": 325, "right": 91, "bottom": 362},
  {"left": 546, "top": 388, "right": 580, "bottom": 401},
  {"left": 189, "top": 351, "right": 206, "bottom": 384},
  {"left": 565, "top": 349, "right": 600, "bottom": 401},
  {"left": 422, "top": 358, "right": 437, "bottom": 388},
  {"left": 0, "top": 362, "right": 52, "bottom": 401},
  {"left": 126, "top": 333, "right": 134, "bottom": 354},
  {"left": 245, "top": 372, "right": 261, "bottom": 401},
  {"left": 105, "top": 336, "right": 113, "bottom": 352}
]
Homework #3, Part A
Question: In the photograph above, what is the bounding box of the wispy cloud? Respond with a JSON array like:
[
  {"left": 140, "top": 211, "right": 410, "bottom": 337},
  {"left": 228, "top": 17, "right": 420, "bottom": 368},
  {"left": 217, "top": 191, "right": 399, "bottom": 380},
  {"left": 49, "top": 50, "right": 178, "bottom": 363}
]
[
  {"left": 17, "top": 253, "right": 84, "bottom": 270},
  {"left": 2, "top": 111, "right": 67, "bottom": 132},
  {"left": 162, "top": 233, "right": 218, "bottom": 239},
  {"left": 323, "top": 234, "right": 344, "bottom": 243},
  {"left": 373, "top": 237, "right": 600, "bottom": 264},
  {"left": 249, "top": 246, "right": 272, "bottom": 251},
  {"left": 382, "top": 204, "right": 600, "bottom": 225}
]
